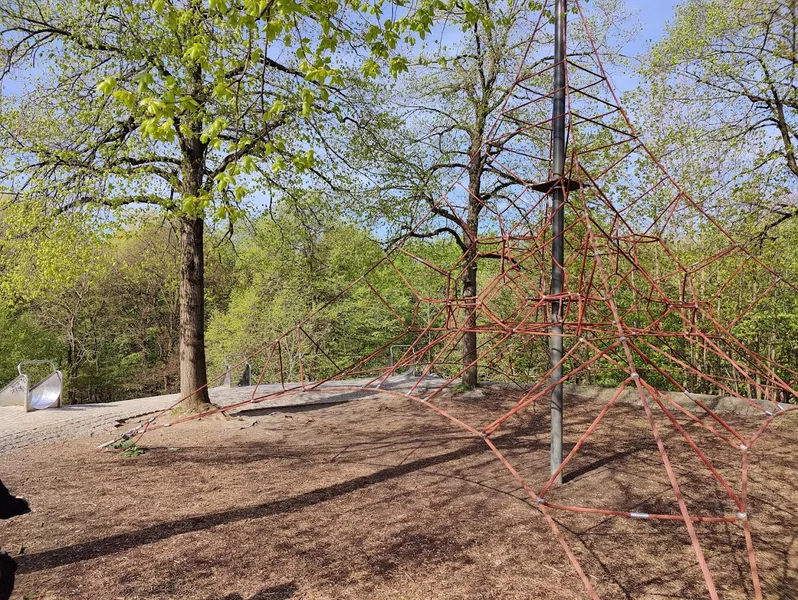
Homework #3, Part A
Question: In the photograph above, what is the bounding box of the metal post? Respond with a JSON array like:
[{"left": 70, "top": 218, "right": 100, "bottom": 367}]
[{"left": 550, "top": 0, "right": 567, "bottom": 484}]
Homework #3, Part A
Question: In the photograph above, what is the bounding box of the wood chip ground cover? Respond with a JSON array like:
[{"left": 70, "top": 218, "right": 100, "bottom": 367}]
[{"left": 1, "top": 389, "right": 796, "bottom": 599}]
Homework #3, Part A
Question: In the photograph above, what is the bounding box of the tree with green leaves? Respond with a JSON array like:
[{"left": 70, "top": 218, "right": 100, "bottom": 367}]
[
  {"left": 0, "top": 204, "right": 112, "bottom": 398},
  {"left": 206, "top": 204, "right": 462, "bottom": 382},
  {"left": 0, "top": 0, "right": 439, "bottom": 409},
  {"left": 344, "top": 0, "right": 547, "bottom": 388},
  {"left": 631, "top": 0, "right": 798, "bottom": 390},
  {"left": 641, "top": 0, "right": 798, "bottom": 241},
  {"left": 350, "top": 0, "right": 636, "bottom": 387}
]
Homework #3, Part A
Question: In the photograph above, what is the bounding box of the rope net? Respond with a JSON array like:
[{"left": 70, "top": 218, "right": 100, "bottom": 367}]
[{"left": 129, "top": 2, "right": 797, "bottom": 597}]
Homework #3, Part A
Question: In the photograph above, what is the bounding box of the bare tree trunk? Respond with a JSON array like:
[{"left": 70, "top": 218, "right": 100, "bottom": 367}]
[
  {"left": 63, "top": 313, "right": 81, "bottom": 404},
  {"left": 461, "top": 262, "right": 478, "bottom": 388},
  {"left": 179, "top": 215, "right": 211, "bottom": 411},
  {"left": 178, "top": 55, "right": 211, "bottom": 412},
  {"left": 65, "top": 335, "right": 75, "bottom": 405},
  {"left": 461, "top": 162, "right": 483, "bottom": 388}
]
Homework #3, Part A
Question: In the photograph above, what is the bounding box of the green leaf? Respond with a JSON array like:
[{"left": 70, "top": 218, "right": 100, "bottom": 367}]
[
  {"left": 97, "top": 76, "right": 117, "bottom": 95},
  {"left": 361, "top": 58, "right": 380, "bottom": 78},
  {"left": 301, "top": 88, "right": 314, "bottom": 118}
]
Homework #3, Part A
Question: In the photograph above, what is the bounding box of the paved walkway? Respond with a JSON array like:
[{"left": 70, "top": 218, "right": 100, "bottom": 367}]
[{"left": 0, "top": 376, "right": 444, "bottom": 454}]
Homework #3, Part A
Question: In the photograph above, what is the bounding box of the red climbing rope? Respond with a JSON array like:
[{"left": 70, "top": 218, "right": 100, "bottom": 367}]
[{"left": 118, "top": 1, "right": 798, "bottom": 596}]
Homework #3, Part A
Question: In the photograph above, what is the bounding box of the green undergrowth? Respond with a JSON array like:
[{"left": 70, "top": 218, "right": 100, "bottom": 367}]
[
  {"left": 112, "top": 438, "right": 145, "bottom": 458},
  {"left": 455, "top": 381, "right": 474, "bottom": 393}
]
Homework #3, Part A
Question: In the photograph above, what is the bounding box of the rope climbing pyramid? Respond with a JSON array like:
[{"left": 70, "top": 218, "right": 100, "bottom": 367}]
[{"left": 128, "top": 1, "right": 797, "bottom": 597}]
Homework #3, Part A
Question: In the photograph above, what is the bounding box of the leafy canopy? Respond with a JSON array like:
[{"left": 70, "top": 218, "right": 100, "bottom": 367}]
[{"left": 0, "top": 0, "right": 443, "bottom": 223}]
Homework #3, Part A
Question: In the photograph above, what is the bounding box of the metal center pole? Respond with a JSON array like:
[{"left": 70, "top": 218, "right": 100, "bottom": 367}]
[{"left": 550, "top": 0, "right": 567, "bottom": 484}]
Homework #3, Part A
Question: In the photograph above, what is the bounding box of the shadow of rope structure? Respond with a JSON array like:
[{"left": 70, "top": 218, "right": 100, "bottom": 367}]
[{"left": 120, "top": 2, "right": 797, "bottom": 598}]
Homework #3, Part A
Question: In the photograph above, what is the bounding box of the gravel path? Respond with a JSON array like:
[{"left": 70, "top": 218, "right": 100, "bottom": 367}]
[{"left": 0, "top": 376, "right": 444, "bottom": 454}]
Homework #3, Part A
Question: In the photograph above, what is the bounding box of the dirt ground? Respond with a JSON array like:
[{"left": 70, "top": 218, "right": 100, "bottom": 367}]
[{"left": 1, "top": 386, "right": 796, "bottom": 600}]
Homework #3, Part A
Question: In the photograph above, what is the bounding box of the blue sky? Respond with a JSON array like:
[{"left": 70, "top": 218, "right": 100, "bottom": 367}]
[
  {"left": 0, "top": 0, "right": 685, "bottom": 215},
  {"left": 615, "top": 0, "right": 680, "bottom": 93},
  {"left": 0, "top": 2, "right": 682, "bottom": 98},
  {"left": 627, "top": 0, "right": 679, "bottom": 49}
]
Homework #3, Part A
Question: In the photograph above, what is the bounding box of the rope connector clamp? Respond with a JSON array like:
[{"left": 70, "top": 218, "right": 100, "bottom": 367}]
[
  {"left": 630, "top": 512, "right": 650, "bottom": 519},
  {"left": 737, "top": 512, "right": 748, "bottom": 521},
  {"left": 739, "top": 444, "right": 748, "bottom": 451}
]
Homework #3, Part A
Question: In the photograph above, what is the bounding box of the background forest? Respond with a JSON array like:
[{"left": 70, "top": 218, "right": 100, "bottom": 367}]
[{"left": 1, "top": 0, "right": 797, "bottom": 404}]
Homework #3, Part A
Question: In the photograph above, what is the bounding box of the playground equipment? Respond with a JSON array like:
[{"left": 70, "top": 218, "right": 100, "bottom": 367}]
[
  {"left": 0, "top": 361, "right": 62, "bottom": 412},
  {"left": 119, "top": 1, "right": 797, "bottom": 597},
  {"left": 389, "top": 344, "right": 441, "bottom": 378},
  {"left": 220, "top": 354, "right": 252, "bottom": 387}
]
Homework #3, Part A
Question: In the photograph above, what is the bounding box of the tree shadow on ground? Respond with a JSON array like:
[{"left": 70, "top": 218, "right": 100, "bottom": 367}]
[
  {"left": 212, "top": 582, "right": 297, "bottom": 600},
  {"left": 237, "top": 400, "right": 348, "bottom": 417},
  {"left": 14, "top": 404, "right": 659, "bottom": 576},
  {"left": 15, "top": 397, "right": 795, "bottom": 599},
  {"left": 17, "top": 433, "right": 524, "bottom": 574}
]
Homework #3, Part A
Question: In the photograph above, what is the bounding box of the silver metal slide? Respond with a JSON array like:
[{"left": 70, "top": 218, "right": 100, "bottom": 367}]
[
  {"left": 0, "top": 360, "right": 62, "bottom": 411},
  {"left": 220, "top": 354, "right": 252, "bottom": 387},
  {"left": 0, "top": 375, "right": 28, "bottom": 408},
  {"left": 28, "top": 370, "right": 62, "bottom": 410}
]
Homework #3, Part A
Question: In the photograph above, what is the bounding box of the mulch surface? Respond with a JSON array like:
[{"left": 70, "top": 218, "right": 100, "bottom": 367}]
[{"left": 1, "top": 387, "right": 796, "bottom": 599}]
